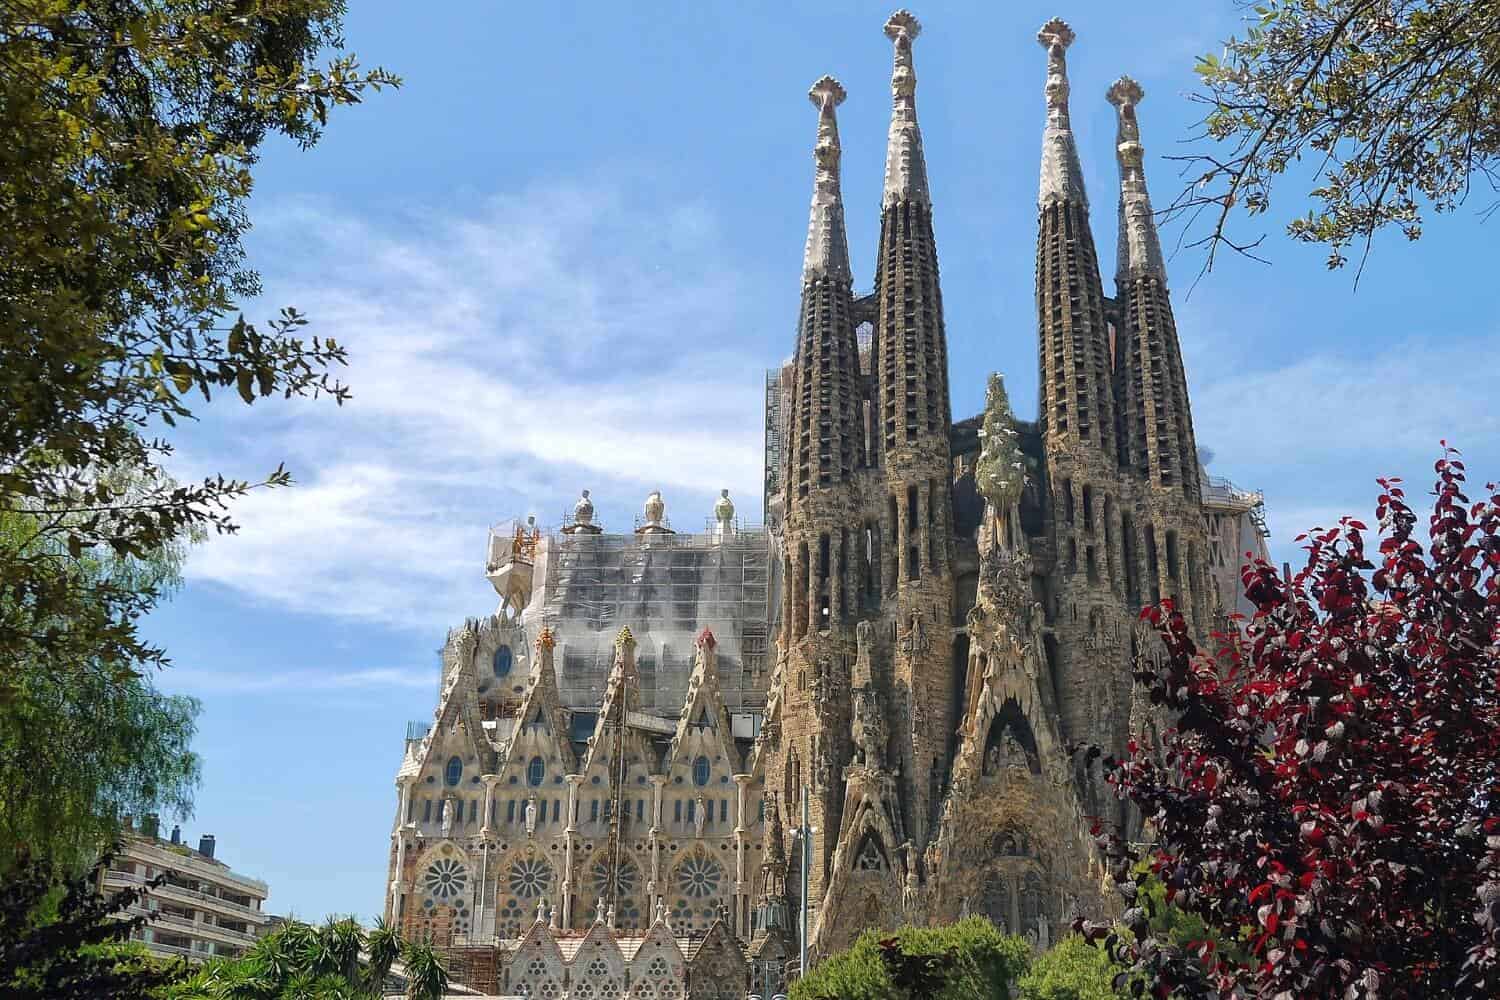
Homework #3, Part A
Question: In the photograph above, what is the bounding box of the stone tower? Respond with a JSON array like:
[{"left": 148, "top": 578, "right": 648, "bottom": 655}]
[
  {"left": 767, "top": 73, "right": 864, "bottom": 911},
  {"left": 871, "top": 8, "right": 956, "bottom": 850},
  {"left": 1031, "top": 18, "right": 1133, "bottom": 806},
  {"left": 1107, "top": 77, "right": 1213, "bottom": 635}
]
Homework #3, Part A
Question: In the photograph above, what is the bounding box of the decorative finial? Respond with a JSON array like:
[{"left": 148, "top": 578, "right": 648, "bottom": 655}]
[
  {"left": 884, "top": 9, "right": 921, "bottom": 42},
  {"left": 697, "top": 628, "right": 717, "bottom": 650},
  {"left": 536, "top": 626, "right": 556, "bottom": 652},
  {"left": 573, "top": 489, "right": 594, "bottom": 526},
  {"left": 882, "top": 10, "right": 929, "bottom": 206},
  {"left": 1037, "top": 17, "right": 1076, "bottom": 51},
  {"left": 807, "top": 74, "right": 846, "bottom": 112},
  {"left": 1037, "top": 17, "right": 1087, "bottom": 207},
  {"left": 615, "top": 625, "right": 635, "bottom": 649},
  {"left": 803, "top": 76, "right": 852, "bottom": 282},
  {"left": 1108, "top": 75, "right": 1166, "bottom": 281}
]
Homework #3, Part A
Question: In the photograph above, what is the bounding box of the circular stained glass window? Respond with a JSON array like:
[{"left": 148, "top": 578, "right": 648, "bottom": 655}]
[
  {"left": 677, "top": 855, "right": 722, "bottom": 899},
  {"left": 422, "top": 858, "right": 468, "bottom": 901},
  {"left": 589, "top": 856, "right": 639, "bottom": 898},
  {"left": 509, "top": 856, "right": 554, "bottom": 899}
]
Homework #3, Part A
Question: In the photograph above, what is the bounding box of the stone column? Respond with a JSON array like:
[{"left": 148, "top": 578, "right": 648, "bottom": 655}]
[
  {"left": 480, "top": 776, "right": 497, "bottom": 837},
  {"left": 733, "top": 774, "right": 751, "bottom": 937}
]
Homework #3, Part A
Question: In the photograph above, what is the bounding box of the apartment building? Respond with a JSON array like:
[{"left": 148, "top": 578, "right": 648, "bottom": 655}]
[{"left": 103, "top": 820, "right": 272, "bottom": 963}]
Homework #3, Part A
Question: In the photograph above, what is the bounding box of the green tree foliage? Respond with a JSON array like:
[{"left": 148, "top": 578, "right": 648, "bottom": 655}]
[
  {"left": 0, "top": 470, "right": 201, "bottom": 870},
  {"left": 0, "top": 848, "right": 189, "bottom": 1000},
  {"left": 169, "top": 916, "right": 446, "bottom": 1000},
  {"left": 1174, "top": 0, "right": 1500, "bottom": 275},
  {"left": 1016, "top": 936, "right": 1121, "bottom": 1000},
  {"left": 790, "top": 918, "right": 1031, "bottom": 1000},
  {"left": 0, "top": 0, "right": 398, "bottom": 694}
]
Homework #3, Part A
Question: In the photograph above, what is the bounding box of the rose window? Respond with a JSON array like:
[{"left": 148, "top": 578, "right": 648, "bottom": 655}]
[
  {"left": 676, "top": 856, "right": 722, "bottom": 898},
  {"left": 497, "top": 897, "right": 523, "bottom": 939},
  {"left": 509, "top": 856, "right": 554, "bottom": 899},
  {"left": 589, "top": 856, "right": 639, "bottom": 898},
  {"left": 421, "top": 858, "right": 468, "bottom": 900}
]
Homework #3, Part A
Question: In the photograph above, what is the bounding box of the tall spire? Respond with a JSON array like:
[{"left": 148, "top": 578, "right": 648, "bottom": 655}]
[
  {"left": 1107, "top": 76, "right": 1200, "bottom": 501},
  {"left": 1037, "top": 18, "right": 1087, "bottom": 207},
  {"left": 1033, "top": 17, "right": 1116, "bottom": 460},
  {"left": 882, "top": 10, "right": 929, "bottom": 207},
  {"left": 1108, "top": 76, "right": 1166, "bottom": 282},
  {"left": 803, "top": 76, "right": 851, "bottom": 283}
]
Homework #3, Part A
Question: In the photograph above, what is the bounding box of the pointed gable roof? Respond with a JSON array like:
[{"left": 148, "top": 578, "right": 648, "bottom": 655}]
[
  {"left": 664, "top": 629, "right": 738, "bottom": 773},
  {"left": 505, "top": 626, "right": 577, "bottom": 774},
  {"left": 582, "top": 626, "right": 655, "bottom": 774},
  {"left": 412, "top": 619, "right": 492, "bottom": 778}
]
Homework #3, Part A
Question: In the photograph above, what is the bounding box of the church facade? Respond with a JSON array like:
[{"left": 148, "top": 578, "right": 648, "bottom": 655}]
[{"left": 383, "top": 12, "right": 1270, "bottom": 998}]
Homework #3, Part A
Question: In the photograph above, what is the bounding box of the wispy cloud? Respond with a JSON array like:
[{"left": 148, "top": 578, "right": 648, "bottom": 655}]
[
  {"left": 179, "top": 180, "right": 777, "bottom": 631},
  {"left": 170, "top": 666, "right": 435, "bottom": 695},
  {"left": 1188, "top": 331, "right": 1500, "bottom": 564}
]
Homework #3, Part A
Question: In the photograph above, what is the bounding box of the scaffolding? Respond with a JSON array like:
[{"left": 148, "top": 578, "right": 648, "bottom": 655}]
[
  {"left": 1201, "top": 474, "right": 1270, "bottom": 538},
  {"left": 524, "top": 527, "right": 773, "bottom": 716},
  {"left": 764, "top": 369, "right": 785, "bottom": 526}
]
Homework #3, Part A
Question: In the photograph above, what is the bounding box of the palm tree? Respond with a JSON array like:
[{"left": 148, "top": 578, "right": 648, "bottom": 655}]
[
  {"left": 399, "top": 941, "right": 449, "bottom": 1000},
  {"left": 365, "top": 918, "right": 401, "bottom": 996}
]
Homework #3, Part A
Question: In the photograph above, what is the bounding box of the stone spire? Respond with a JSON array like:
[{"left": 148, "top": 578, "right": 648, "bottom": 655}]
[
  {"left": 882, "top": 10, "right": 929, "bottom": 207},
  {"left": 1107, "top": 76, "right": 1199, "bottom": 501},
  {"left": 785, "top": 75, "right": 865, "bottom": 500},
  {"left": 1037, "top": 18, "right": 1087, "bottom": 207},
  {"left": 1033, "top": 17, "right": 1116, "bottom": 460},
  {"left": 803, "top": 76, "right": 852, "bottom": 283},
  {"left": 1108, "top": 76, "right": 1166, "bottom": 283}
]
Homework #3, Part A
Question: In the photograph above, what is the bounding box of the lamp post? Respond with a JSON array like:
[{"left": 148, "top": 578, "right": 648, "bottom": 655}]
[{"left": 799, "top": 786, "right": 811, "bottom": 980}]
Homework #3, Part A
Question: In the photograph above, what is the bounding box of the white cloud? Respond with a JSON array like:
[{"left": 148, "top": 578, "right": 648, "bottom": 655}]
[
  {"left": 168, "top": 666, "right": 435, "bottom": 696},
  {"left": 1189, "top": 331, "right": 1500, "bottom": 565},
  {"left": 181, "top": 181, "right": 776, "bottom": 630}
]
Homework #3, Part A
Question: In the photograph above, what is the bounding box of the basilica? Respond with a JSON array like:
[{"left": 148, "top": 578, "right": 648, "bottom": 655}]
[{"left": 383, "top": 12, "right": 1271, "bottom": 998}]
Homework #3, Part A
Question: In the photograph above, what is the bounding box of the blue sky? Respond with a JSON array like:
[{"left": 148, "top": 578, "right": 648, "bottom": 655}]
[{"left": 142, "top": 2, "right": 1500, "bottom": 923}]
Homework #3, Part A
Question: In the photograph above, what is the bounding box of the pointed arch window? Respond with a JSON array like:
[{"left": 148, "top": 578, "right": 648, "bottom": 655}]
[
  {"left": 527, "top": 756, "right": 545, "bottom": 787},
  {"left": 693, "top": 755, "right": 711, "bottom": 787},
  {"left": 493, "top": 644, "right": 513, "bottom": 676},
  {"left": 444, "top": 756, "right": 462, "bottom": 787}
]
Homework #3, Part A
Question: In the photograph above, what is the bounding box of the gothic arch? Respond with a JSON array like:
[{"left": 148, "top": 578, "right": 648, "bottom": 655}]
[
  {"left": 852, "top": 828, "right": 889, "bottom": 873},
  {"left": 981, "top": 699, "right": 1041, "bottom": 776},
  {"left": 669, "top": 847, "right": 728, "bottom": 935}
]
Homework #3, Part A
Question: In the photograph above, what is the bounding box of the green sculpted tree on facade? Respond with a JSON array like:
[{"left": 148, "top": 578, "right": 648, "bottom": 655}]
[{"left": 975, "top": 374, "right": 1025, "bottom": 512}]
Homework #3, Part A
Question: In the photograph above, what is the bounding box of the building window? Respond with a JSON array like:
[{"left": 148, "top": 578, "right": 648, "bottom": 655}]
[
  {"left": 674, "top": 800, "right": 683, "bottom": 823},
  {"left": 693, "top": 755, "right": 710, "bottom": 787},
  {"left": 493, "top": 644, "right": 513, "bottom": 676},
  {"left": 637, "top": 799, "right": 644, "bottom": 822},
  {"left": 422, "top": 799, "right": 432, "bottom": 823},
  {"left": 687, "top": 799, "right": 696, "bottom": 823},
  {"left": 445, "top": 756, "right": 463, "bottom": 787},
  {"left": 721, "top": 799, "right": 729, "bottom": 822},
  {"left": 527, "top": 756, "right": 544, "bottom": 787},
  {"left": 507, "top": 799, "right": 516, "bottom": 823},
  {"left": 468, "top": 800, "right": 478, "bottom": 822},
  {"left": 552, "top": 800, "right": 560, "bottom": 822},
  {"left": 591, "top": 799, "right": 599, "bottom": 822}
]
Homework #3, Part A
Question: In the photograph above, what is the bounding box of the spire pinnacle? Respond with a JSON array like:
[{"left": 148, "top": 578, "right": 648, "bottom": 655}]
[
  {"left": 882, "top": 9, "right": 929, "bottom": 206},
  {"left": 1037, "top": 17, "right": 1086, "bottom": 207},
  {"left": 802, "top": 75, "right": 851, "bottom": 283},
  {"left": 1107, "top": 76, "right": 1166, "bottom": 281}
]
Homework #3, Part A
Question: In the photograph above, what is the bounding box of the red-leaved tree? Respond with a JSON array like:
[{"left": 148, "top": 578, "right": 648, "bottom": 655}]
[{"left": 1078, "top": 447, "right": 1499, "bottom": 998}]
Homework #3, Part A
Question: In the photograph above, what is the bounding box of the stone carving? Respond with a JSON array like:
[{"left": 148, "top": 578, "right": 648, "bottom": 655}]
[
  {"left": 804, "top": 75, "right": 851, "bottom": 282},
  {"left": 694, "top": 796, "right": 706, "bottom": 839},
  {"left": 851, "top": 687, "right": 886, "bottom": 769},
  {"left": 441, "top": 797, "right": 454, "bottom": 837},
  {"left": 525, "top": 795, "right": 538, "bottom": 838},
  {"left": 900, "top": 610, "right": 928, "bottom": 656}
]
